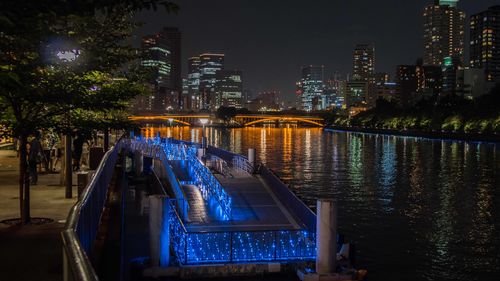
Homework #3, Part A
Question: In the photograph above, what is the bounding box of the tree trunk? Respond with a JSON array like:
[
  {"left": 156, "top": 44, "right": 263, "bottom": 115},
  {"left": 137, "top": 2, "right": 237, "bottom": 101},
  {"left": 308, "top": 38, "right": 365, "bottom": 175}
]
[
  {"left": 104, "top": 127, "right": 109, "bottom": 151},
  {"left": 19, "top": 134, "right": 30, "bottom": 224}
]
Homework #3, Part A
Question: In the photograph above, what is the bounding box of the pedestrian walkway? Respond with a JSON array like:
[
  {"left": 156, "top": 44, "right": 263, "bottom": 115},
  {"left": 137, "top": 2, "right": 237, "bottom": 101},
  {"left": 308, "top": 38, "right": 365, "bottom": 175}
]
[{"left": 0, "top": 149, "right": 78, "bottom": 281}]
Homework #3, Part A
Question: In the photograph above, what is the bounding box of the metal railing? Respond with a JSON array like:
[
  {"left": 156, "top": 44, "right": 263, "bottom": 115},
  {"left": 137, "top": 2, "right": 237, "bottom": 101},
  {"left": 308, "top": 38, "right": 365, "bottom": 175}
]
[
  {"left": 131, "top": 137, "right": 231, "bottom": 219},
  {"left": 62, "top": 138, "right": 127, "bottom": 281},
  {"left": 166, "top": 199, "right": 316, "bottom": 265},
  {"left": 259, "top": 166, "right": 316, "bottom": 231},
  {"left": 207, "top": 145, "right": 254, "bottom": 174}
]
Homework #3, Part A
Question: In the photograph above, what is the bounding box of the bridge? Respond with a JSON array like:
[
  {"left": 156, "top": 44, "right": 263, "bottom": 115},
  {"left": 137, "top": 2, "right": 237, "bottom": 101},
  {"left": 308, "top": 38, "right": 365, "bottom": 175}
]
[
  {"left": 234, "top": 114, "right": 324, "bottom": 127},
  {"left": 129, "top": 114, "right": 211, "bottom": 126},
  {"left": 130, "top": 114, "right": 325, "bottom": 127}
]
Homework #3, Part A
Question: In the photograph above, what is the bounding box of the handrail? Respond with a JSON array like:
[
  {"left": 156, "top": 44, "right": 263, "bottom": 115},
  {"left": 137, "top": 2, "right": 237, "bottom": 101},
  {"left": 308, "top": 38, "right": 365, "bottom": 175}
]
[{"left": 62, "top": 137, "right": 127, "bottom": 281}]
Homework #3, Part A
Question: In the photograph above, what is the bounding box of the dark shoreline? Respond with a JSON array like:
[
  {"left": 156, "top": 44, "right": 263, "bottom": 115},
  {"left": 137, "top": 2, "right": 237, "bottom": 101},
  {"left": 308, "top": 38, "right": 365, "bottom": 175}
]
[{"left": 324, "top": 126, "right": 500, "bottom": 143}]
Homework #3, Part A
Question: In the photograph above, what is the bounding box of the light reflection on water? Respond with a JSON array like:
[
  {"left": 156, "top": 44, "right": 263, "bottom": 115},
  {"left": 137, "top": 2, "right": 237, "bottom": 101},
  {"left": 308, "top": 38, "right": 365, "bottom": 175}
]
[{"left": 141, "top": 126, "right": 500, "bottom": 281}]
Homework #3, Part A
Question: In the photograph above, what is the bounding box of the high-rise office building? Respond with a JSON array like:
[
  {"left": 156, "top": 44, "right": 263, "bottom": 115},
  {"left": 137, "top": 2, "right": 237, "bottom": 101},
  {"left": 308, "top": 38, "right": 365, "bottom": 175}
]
[
  {"left": 470, "top": 6, "right": 500, "bottom": 82},
  {"left": 140, "top": 27, "right": 181, "bottom": 112},
  {"left": 396, "top": 63, "right": 442, "bottom": 105},
  {"left": 187, "top": 56, "right": 201, "bottom": 110},
  {"left": 298, "top": 65, "right": 325, "bottom": 111},
  {"left": 323, "top": 76, "right": 346, "bottom": 109},
  {"left": 352, "top": 44, "right": 375, "bottom": 82},
  {"left": 198, "top": 53, "right": 224, "bottom": 110},
  {"left": 423, "top": 1, "right": 465, "bottom": 65},
  {"left": 346, "top": 81, "right": 368, "bottom": 109},
  {"left": 215, "top": 70, "right": 243, "bottom": 109}
]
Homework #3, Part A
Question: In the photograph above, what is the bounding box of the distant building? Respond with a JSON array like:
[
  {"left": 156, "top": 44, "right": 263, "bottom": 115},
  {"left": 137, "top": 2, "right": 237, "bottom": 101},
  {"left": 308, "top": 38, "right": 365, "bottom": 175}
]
[
  {"left": 376, "top": 82, "right": 398, "bottom": 102},
  {"left": 299, "top": 65, "right": 325, "bottom": 111},
  {"left": 248, "top": 91, "right": 281, "bottom": 112},
  {"left": 423, "top": 1, "right": 465, "bottom": 65},
  {"left": 470, "top": 5, "right": 500, "bottom": 82},
  {"left": 138, "top": 27, "right": 181, "bottom": 113},
  {"left": 396, "top": 63, "right": 442, "bottom": 105},
  {"left": 187, "top": 56, "right": 201, "bottom": 110},
  {"left": 457, "top": 67, "right": 493, "bottom": 99},
  {"left": 346, "top": 81, "right": 368, "bottom": 108},
  {"left": 199, "top": 53, "right": 224, "bottom": 110},
  {"left": 181, "top": 78, "right": 190, "bottom": 110},
  {"left": 352, "top": 44, "right": 375, "bottom": 82},
  {"left": 242, "top": 89, "right": 254, "bottom": 106},
  {"left": 215, "top": 70, "right": 243, "bottom": 109},
  {"left": 323, "top": 76, "right": 346, "bottom": 109},
  {"left": 374, "top": 73, "right": 390, "bottom": 84}
]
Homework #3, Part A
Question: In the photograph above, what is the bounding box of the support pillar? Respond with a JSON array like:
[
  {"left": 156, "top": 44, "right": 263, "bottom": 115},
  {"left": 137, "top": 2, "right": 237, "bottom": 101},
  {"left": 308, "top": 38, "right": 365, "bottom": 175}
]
[
  {"left": 197, "top": 148, "right": 205, "bottom": 160},
  {"left": 65, "top": 134, "right": 72, "bottom": 198},
  {"left": 134, "top": 151, "right": 143, "bottom": 177},
  {"left": 103, "top": 128, "right": 109, "bottom": 152},
  {"left": 248, "top": 148, "right": 256, "bottom": 172},
  {"left": 201, "top": 136, "right": 207, "bottom": 149},
  {"left": 316, "top": 199, "right": 337, "bottom": 274},
  {"left": 148, "top": 196, "right": 170, "bottom": 267}
]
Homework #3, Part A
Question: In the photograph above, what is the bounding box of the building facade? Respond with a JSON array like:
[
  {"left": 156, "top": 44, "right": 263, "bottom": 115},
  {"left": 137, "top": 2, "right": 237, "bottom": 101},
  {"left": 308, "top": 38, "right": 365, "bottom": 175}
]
[
  {"left": 298, "top": 65, "right": 325, "bottom": 111},
  {"left": 187, "top": 56, "right": 201, "bottom": 110},
  {"left": 470, "top": 6, "right": 500, "bottom": 82},
  {"left": 199, "top": 53, "right": 225, "bottom": 110},
  {"left": 215, "top": 70, "right": 243, "bottom": 109},
  {"left": 352, "top": 44, "right": 375, "bottom": 82},
  {"left": 423, "top": 1, "right": 465, "bottom": 65},
  {"left": 138, "top": 27, "right": 181, "bottom": 113}
]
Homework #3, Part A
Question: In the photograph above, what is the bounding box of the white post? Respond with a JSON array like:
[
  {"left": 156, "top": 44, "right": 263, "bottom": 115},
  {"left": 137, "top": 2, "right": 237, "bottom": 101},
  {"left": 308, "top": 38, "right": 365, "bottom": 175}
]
[
  {"left": 149, "top": 196, "right": 170, "bottom": 267},
  {"left": 197, "top": 148, "right": 205, "bottom": 160},
  {"left": 248, "top": 148, "right": 256, "bottom": 172},
  {"left": 316, "top": 199, "right": 337, "bottom": 274}
]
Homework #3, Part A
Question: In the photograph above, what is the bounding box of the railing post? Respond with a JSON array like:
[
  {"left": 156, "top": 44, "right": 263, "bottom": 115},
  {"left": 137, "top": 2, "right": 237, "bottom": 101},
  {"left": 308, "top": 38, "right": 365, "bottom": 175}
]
[
  {"left": 316, "top": 199, "right": 337, "bottom": 275},
  {"left": 148, "top": 195, "right": 169, "bottom": 267},
  {"left": 247, "top": 148, "right": 256, "bottom": 173}
]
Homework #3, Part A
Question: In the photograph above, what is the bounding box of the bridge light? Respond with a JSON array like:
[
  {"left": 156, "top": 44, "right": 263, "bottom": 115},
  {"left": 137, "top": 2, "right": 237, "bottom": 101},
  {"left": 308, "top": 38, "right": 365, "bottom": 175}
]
[{"left": 199, "top": 118, "right": 209, "bottom": 126}]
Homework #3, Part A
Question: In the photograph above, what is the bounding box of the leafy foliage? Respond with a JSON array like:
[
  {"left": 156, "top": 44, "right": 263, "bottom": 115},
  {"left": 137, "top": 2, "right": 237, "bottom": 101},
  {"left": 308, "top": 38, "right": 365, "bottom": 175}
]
[{"left": 331, "top": 89, "right": 500, "bottom": 134}]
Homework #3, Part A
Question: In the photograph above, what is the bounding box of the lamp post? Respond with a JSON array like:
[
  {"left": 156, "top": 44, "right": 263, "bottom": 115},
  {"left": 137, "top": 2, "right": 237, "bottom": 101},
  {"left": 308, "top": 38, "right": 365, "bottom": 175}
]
[
  {"left": 56, "top": 49, "right": 80, "bottom": 199},
  {"left": 199, "top": 118, "right": 209, "bottom": 148}
]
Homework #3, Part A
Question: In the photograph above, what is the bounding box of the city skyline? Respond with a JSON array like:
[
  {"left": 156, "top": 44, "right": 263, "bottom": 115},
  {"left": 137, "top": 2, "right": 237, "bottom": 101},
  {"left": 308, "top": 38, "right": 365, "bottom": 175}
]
[{"left": 134, "top": 0, "right": 498, "bottom": 101}]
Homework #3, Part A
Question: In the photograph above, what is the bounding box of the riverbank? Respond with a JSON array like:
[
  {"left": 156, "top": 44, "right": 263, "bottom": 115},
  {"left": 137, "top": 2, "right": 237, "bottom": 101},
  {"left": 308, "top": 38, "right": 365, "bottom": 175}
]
[{"left": 325, "top": 126, "right": 500, "bottom": 143}]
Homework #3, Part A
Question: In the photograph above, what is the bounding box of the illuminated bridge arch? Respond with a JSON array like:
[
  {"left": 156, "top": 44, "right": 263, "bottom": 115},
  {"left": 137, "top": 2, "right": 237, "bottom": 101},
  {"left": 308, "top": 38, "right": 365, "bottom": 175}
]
[
  {"left": 129, "top": 115, "right": 211, "bottom": 126},
  {"left": 235, "top": 115, "right": 324, "bottom": 127}
]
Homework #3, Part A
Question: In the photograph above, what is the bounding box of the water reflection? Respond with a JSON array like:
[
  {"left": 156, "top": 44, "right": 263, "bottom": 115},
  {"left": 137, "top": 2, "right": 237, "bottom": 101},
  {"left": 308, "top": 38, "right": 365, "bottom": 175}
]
[{"left": 140, "top": 126, "right": 500, "bottom": 281}]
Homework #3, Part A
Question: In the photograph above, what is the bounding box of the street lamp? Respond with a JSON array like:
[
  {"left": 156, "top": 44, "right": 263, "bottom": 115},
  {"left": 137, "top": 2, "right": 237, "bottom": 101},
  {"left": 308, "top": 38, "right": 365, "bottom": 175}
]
[
  {"left": 199, "top": 118, "right": 209, "bottom": 148},
  {"left": 55, "top": 47, "right": 81, "bottom": 199}
]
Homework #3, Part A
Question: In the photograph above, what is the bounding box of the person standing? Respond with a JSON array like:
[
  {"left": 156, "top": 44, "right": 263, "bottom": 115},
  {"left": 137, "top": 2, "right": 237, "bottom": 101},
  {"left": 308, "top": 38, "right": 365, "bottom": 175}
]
[
  {"left": 72, "top": 135, "right": 85, "bottom": 171},
  {"left": 28, "top": 132, "right": 42, "bottom": 185}
]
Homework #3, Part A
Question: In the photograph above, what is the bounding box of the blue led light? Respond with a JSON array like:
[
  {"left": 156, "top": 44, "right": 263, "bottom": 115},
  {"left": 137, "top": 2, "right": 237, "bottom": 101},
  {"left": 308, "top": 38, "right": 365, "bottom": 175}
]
[{"left": 134, "top": 137, "right": 318, "bottom": 266}]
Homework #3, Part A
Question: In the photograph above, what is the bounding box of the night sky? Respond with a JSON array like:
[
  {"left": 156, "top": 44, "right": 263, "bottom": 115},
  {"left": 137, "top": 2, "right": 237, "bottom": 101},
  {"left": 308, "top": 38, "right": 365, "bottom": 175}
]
[{"left": 134, "top": 0, "right": 498, "bottom": 101}]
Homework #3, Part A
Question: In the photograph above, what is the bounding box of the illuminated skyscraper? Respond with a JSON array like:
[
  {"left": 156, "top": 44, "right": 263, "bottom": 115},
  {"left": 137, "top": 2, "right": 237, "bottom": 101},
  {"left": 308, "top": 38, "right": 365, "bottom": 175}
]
[
  {"left": 198, "top": 53, "right": 225, "bottom": 110},
  {"left": 187, "top": 56, "right": 201, "bottom": 109},
  {"left": 299, "top": 65, "right": 324, "bottom": 111},
  {"left": 140, "top": 27, "right": 181, "bottom": 112},
  {"left": 423, "top": 1, "right": 465, "bottom": 65},
  {"left": 215, "top": 70, "right": 243, "bottom": 109},
  {"left": 352, "top": 44, "right": 375, "bottom": 82},
  {"left": 470, "top": 6, "right": 500, "bottom": 82}
]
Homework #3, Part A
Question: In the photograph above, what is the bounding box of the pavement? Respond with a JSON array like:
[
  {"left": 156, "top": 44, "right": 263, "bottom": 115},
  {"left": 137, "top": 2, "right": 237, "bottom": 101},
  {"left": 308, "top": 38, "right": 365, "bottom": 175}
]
[{"left": 0, "top": 149, "right": 78, "bottom": 281}]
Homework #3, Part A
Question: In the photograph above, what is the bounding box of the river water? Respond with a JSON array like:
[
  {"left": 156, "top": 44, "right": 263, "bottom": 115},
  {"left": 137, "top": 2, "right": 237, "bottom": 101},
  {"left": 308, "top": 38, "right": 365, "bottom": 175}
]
[{"left": 142, "top": 126, "right": 500, "bottom": 281}]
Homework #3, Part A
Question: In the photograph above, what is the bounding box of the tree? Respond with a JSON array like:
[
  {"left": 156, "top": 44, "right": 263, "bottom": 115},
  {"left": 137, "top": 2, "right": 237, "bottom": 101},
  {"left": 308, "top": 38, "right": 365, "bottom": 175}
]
[{"left": 0, "top": 0, "right": 178, "bottom": 224}]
